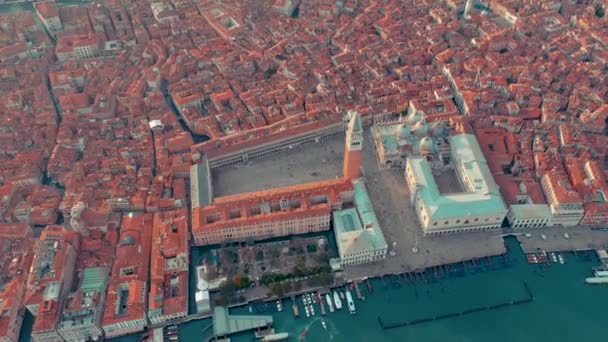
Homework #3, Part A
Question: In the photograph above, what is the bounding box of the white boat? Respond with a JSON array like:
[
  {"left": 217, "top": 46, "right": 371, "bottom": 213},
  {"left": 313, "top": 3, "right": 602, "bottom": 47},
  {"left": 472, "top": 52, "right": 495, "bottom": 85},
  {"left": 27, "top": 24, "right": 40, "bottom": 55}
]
[
  {"left": 309, "top": 304, "right": 315, "bottom": 316},
  {"left": 302, "top": 296, "right": 308, "bottom": 306},
  {"left": 585, "top": 277, "right": 608, "bottom": 284},
  {"left": 262, "top": 332, "right": 289, "bottom": 341},
  {"left": 321, "top": 320, "right": 327, "bottom": 329},
  {"left": 311, "top": 293, "right": 316, "bottom": 304},
  {"left": 333, "top": 291, "right": 342, "bottom": 310},
  {"left": 558, "top": 254, "right": 565, "bottom": 264},
  {"left": 339, "top": 291, "right": 345, "bottom": 300},
  {"left": 325, "top": 293, "right": 334, "bottom": 313},
  {"left": 550, "top": 253, "right": 558, "bottom": 263},
  {"left": 304, "top": 304, "right": 310, "bottom": 317},
  {"left": 276, "top": 300, "right": 283, "bottom": 312},
  {"left": 594, "top": 270, "right": 608, "bottom": 277},
  {"left": 345, "top": 290, "right": 356, "bottom": 314}
]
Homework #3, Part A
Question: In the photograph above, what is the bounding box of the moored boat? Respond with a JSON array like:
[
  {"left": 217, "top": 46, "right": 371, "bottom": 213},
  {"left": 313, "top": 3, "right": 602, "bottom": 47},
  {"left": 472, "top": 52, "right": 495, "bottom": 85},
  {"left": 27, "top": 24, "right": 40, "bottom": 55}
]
[
  {"left": 325, "top": 293, "right": 334, "bottom": 313},
  {"left": 586, "top": 277, "right": 608, "bottom": 284},
  {"left": 333, "top": 290, "right": 343, "bottom": 310},
  {"left": 550, "top": 252, "right": 558, "bottom": 263},
  {"left": 262, "top": 332, "right": 289, "bottom": 341},
  {"left": 345, "top": 290, "right": 356, "bottom": 314},
  {"left": 594, "top": 270, "right": 608, "bottom": 277}
]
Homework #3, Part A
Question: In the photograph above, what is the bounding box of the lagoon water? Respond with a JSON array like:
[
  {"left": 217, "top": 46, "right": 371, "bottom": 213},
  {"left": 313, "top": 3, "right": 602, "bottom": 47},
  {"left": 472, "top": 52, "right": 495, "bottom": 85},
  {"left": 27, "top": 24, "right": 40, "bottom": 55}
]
[{"left": 168, "top": 237, "right": 608, "bottom": 342}]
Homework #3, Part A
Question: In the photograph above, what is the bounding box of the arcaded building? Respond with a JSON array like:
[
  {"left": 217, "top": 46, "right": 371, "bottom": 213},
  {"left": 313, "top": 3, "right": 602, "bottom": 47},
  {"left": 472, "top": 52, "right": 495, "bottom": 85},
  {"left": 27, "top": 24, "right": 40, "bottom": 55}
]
[
  {"left": 192, "top": 112, "right": 387, "bottom": 267},
  {"left": 333, "top": 180, "right": 387, "bottom": 265},
  {"left": 405, "top": 133, "right": 508, "bottom": 235},
  {"left": 540, "top": 169, "right": 584, "bottom": 226}
]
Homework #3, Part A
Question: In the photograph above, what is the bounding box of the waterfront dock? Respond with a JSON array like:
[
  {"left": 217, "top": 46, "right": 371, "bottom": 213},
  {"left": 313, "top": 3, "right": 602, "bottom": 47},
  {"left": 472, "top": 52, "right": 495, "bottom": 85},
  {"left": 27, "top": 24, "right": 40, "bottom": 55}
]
[
  {"left": 353, "top": 281, "right": 364, "bottom": 300},
  {"left": 211, "top": 306, "right": 273, "bottom": 339},
  {"left": 318, "top": 292, "right": 327, "bottom": 316},
  {"left": 290, "top": 295, "right": 299, "bottom": 318}
]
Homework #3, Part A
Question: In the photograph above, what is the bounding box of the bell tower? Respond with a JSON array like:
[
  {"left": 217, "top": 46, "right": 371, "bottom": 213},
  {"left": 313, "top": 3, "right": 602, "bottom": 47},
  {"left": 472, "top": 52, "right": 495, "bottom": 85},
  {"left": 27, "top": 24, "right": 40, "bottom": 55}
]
[{"left": 343, "top": 111, "right": 363, "bottom": 180}]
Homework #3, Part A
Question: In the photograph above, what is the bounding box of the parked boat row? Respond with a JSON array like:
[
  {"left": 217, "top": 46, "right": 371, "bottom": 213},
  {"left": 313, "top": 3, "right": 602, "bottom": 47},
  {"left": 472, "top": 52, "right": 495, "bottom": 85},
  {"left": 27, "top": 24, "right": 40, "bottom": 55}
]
[
  {"left": 163, "top": 326, "right": 179, "bottom": 342},
  {"left": 526, "top": 251, "right": 565, "bottom": 264},
  {"left": 288, "top": 286, "right": 359, "bottom": 320}
]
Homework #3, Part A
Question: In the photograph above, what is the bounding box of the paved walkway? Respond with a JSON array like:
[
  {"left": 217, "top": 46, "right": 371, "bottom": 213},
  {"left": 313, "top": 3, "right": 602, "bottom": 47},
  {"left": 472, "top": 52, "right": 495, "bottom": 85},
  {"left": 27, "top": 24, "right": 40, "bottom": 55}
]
[
  {"left": 516, "top": 226, "right": 608, "bottom": 253},
  {"left": 343, "top": 130, "right": 506, "bottom": 280}
]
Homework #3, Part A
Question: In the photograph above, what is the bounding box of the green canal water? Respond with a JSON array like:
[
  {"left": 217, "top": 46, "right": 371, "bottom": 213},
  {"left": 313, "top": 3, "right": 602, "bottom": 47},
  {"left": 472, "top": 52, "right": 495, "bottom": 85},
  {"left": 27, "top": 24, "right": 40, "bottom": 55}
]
[{"left": 103, "top": 236, "right": 608, "bottom": 342}]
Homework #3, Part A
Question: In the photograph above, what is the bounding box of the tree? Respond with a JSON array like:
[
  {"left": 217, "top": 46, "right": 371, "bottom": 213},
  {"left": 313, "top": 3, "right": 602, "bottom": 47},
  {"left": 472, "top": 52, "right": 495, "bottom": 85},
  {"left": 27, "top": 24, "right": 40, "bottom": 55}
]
[
  {"left": 315, "top": 251, "right": 330, "bottom": 265},
  {"left": 232, "top": 275, "right": 252, "bottom": 289},
  {"left": 219, "top": 280, "right": 236, "bottom": 304}
]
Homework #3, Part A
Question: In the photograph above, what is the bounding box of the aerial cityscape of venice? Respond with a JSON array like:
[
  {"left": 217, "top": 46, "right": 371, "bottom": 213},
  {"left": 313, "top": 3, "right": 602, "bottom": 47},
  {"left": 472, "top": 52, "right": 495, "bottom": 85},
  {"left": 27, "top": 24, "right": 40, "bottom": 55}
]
[{"left": 0, "top": 0, "right": 607, "bottom": 341}]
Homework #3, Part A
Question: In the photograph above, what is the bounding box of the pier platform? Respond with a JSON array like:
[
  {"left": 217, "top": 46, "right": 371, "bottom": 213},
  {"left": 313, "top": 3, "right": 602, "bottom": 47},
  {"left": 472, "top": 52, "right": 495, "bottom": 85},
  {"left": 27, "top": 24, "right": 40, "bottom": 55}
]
[{"left": 212, "top": 306, "right": 273, "bottom": 338}]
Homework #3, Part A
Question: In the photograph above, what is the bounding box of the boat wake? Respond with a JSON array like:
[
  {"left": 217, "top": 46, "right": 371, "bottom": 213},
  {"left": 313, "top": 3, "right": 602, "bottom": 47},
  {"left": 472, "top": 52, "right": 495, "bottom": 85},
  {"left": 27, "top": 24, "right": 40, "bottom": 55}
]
[{"left": 297, "top": 317, "right": 340, "bottom": 341}]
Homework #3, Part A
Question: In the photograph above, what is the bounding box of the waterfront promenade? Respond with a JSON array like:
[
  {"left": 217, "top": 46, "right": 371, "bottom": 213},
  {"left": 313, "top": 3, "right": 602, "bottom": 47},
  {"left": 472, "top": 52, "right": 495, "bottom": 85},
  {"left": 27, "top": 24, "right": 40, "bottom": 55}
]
[{"left": 517, "top": 225, "right": 608, "bottom": 253}]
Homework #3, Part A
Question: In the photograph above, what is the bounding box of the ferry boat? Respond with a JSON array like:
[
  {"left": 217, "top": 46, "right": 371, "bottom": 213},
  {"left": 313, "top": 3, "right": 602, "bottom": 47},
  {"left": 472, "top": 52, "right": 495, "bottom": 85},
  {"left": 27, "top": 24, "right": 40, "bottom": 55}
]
[
  {"left": 585, "top": 268, "right": 608, "bottom": 284},
  {"left": 585, "top": 277, "right": 608, "bottom": 284},
  {"left": 276, "top": 300, "right": 283, "bottom": 312},
  {"left": 558, "top": 253, "right": 565, "bottom": 264},
  {"left": 594, "top": 270, "right": 608, "bottom": 277},
  {"left": 333, "top": 290, "right": 343, "bottom": 310},
  {"left": 345, "top": 290, "right": 356, "bottom": 314},
  {"left": 304, "top": 304, "right": 310, "bottom": 317},
  {"left": 325, "top": 293, "right": 334, "bottom": 313},
  {"left": 262, "top": 332, "right": 289, "bottom": 341}
]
